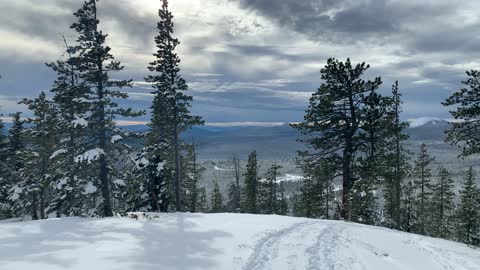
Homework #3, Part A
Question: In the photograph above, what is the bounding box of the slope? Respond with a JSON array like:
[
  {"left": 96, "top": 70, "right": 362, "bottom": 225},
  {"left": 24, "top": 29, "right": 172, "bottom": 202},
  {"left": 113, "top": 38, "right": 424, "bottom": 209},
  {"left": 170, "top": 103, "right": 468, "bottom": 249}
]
[{"left": 0, "top": 213, "right": 479, "bottom": 270}]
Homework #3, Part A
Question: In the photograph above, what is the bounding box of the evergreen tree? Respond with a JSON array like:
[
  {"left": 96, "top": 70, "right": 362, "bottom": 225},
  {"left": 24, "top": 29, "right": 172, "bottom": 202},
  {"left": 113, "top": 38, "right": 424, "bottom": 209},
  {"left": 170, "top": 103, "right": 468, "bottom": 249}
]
[
  {"left": 296, "top": 161, "right": 335, "bottom": 219},
  {"left": 265, "top": 164, "right": 282, "bottom": 214},
  {"left": 47, "top": 36, "right": 91, "bottom": 216},
  {"left": 243, "top": 150, "right": 259, "bottom": 214},
  {"left": 383, "top": 81, "right": 410, "bottom": 228},
  {"left": 182, "top": 144, "right": 204, "bottom": 213},
  {"left": 430, "top": 168, "right": 456, "bottom": 239},
  {"left": 456, "top": 167, "right": 480, "bottom": 245},
  {"left": 71, "top": 0, "right": 141, "bottom": 216},
  {"left": 400, "top": 179, "right": 417, "bottom": 233},
  {"left": 210, "top": 181, "right": 224, "bottom": 213},
  {"left": 443, "top": 70, "right": 480, "bottom": 157},
  {"left": 197, "top": 187, "right": 209, "bottom": 213},
  {"left": 293, "top": 58, "right": 382, "bottom": 218},
  {"left": 226, "top": 182, "right": 240, "bottom": 213},
  {"left": 5, "top": 113, "right": 27, "bottom": 217},
  {"left": 0, "top": 115, "right": 10, "bottom": 218},
  {"left": 348, "top": 178, "right": 378, "bottom": 225},
  {"left": 277, "top": 182, "right": 288, "bottom": 216},
  {"left": 145, "top": 0, "right": 203, "bottom": 212},
  {"left": 228, "top": 154, "right": 242, "bottom": 213},
  {"left": 413, "top": 143, "right": 434, "bottom": 234}
]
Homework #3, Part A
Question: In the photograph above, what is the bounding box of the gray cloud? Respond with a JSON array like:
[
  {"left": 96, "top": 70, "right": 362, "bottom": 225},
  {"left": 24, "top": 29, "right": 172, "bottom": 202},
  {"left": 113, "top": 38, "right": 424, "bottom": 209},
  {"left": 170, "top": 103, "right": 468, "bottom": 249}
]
[{"left": 1, "top": 0, "right": 479, "bottom": 124}]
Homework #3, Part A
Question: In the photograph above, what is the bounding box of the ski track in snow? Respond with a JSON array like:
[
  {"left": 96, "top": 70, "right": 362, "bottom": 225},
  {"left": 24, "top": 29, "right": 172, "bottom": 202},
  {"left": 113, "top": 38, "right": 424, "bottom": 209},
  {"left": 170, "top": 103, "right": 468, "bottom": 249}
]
[
  {"left": 242, "top": 221, "right": 351, "bottom": 270},
  {"left": 242, "top": 221, "right": 314, "bottom": 270}
]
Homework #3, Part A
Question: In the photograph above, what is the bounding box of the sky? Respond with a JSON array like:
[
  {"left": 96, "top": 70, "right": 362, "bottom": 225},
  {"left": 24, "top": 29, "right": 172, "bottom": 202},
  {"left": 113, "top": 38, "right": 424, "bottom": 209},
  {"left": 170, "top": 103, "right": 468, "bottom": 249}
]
[{"left": 1, "top": 0, "right": 479, "bottom": 126}]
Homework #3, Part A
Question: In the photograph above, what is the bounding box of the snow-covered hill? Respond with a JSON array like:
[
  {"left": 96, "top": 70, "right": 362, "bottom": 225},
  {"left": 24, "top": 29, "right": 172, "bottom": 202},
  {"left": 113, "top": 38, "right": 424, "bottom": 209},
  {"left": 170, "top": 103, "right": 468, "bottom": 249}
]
[{"left": 0, "top": 213, "right": 479, "bottom": 270}]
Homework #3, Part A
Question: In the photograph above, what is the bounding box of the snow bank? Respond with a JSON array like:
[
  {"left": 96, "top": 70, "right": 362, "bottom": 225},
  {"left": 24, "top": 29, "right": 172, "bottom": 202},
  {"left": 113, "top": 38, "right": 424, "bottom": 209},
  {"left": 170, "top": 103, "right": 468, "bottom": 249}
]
[{"left": 0, "top": 213, "right": 479, "bottom": 270}]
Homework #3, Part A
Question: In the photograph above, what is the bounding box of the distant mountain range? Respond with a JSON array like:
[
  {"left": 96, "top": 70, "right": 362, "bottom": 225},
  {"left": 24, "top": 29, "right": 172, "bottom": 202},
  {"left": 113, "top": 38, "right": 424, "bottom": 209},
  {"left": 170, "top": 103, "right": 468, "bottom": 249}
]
[
  {"left": 123, "top": 119, "right": 452, "bottom": 160},
  {"left": 1, "top": 119, "right": 453, "bottom": 160}
]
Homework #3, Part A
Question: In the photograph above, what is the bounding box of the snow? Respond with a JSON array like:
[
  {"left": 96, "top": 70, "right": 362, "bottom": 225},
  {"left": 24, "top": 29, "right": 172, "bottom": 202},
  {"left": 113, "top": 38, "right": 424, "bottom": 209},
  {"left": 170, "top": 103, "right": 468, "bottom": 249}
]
[
  {"left": 83, "top": 182, "right": 97, "bottom": 194},
  {"left": 75, "top": 148, "right": 105, "bottom": 163},
  {"left": 113, "top": 179, "right": 126, "bottom": 186},
  {"left": 111, "top": 135, "right": 123, "bottom": 144},
  {"left": 72, "top": 118, "right": 88, "bottom": 128},
  {"left": 50, "top": 149, "right": 67, "bottom": 160},
  {"left": 0, "top": 213, "right": 478, "bottom": 270},
  {"left": 409, "top": 117, "right": 442, "bottom": 128},
  {"left": 260, "top": 174, "right": 304, "bottom": 183},
  {"left": 213, "top": 165, "right": 232, "bottom": 171}
]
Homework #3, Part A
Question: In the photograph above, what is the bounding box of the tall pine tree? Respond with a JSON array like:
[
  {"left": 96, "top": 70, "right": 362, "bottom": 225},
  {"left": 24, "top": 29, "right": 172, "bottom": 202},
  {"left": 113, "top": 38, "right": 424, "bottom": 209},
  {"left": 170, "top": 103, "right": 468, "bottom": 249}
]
[
  {"left": 71, "top": 0, "right": 140, "bottom": 216},
  {"left": 413, "top": 143, "right": 434, "bottom": 234},
  {"left": 145, "top": 0, "right": 203, "bottom": 212},
  {"left": 293, "top": 58, "right": 382, "bottom": 218},
  {"left": 243, "top": 150, "right": 259, "bottom": 214},
  {"left": 430, "top": 168, "right": 456, "bottom": 239}
]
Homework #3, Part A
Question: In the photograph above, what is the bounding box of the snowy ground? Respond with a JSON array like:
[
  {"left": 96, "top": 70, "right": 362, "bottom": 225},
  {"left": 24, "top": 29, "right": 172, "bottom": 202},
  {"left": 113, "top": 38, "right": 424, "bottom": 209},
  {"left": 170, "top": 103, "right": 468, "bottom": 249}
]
[{"left": 0, "top": 213, "right": 479, "bottom": 270}]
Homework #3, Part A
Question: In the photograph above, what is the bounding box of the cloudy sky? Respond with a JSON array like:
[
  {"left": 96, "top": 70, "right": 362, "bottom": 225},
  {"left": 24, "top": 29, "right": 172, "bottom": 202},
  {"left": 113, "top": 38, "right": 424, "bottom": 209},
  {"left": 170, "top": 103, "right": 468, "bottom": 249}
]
[{"left": 1, "top": 0, "right": 479, "bottom": 125}]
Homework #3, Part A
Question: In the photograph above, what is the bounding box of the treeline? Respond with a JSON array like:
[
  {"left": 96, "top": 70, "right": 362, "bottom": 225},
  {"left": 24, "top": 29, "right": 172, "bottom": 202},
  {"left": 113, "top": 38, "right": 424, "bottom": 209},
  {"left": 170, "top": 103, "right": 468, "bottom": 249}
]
[
  {"left": 0, "top": 0, "right": 203, "bottom": 218},
  {"left": 288, "top": 59, "right": 480, "bottom": 247}
]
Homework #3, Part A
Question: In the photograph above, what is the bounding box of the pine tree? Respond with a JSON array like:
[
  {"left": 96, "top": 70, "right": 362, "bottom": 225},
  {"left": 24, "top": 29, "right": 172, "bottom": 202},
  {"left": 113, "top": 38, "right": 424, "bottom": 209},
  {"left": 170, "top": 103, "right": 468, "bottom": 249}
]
[
  {"left": 348, "top": 179, "right": 378, "bottom": 225},
  {"left": 400, "top": 179, "right": 417, "bottom": 233},
  {"left": 243, "top": 150, "right": 259, "bottom": 214},
  {"left": 383, "top": 81, "right": 410, "bottom": 228},
  {"left": 71, "top": 0, "right": 141, "bottom": 217},
  {"left": 430, "top": 168, "right": 456, "bottom": 239},
  {"left": 456, "top": 167, "right": 480, "bottom": 245},
  {"left": 145, "top": 0, "right": 203, "bottom": 212},
  {"left": 296, "top": 161, "right": 335, "bottom": 219},
  {"left": 293, "top": 58, "right": 382, "bottom": 218},
  {"left": 5, "top": 113, "right": 27, "bottom": 217},
  {"left": 15, "top": 92, "right": 61, "bottom": 219},
  {"left": 47, "top": 36, "right": 91, "bottom": 216},
  {"left": 197, "top": 187, "right": 209, "bottom": 213},
  {"left": 443, "top": 70, "right": 480, "bottom": 157},
  {"left": 265, "top": 164, "right": 282, "bottom": 214},
  {"left": 0, "top": 116, "right": 10, "bottom": 218},
  {"left": 228, "top": 154, "right": 242, "bottom": 213},
  {"left": 413, "top": 143, "right": 434, "bottom": 234},
  {"left": 210, "top": 181, "right": 224, "bottom": 213},
  {"left": 277, "top": 182, "right": 288, "bottom": 216},
  {"left": 182, "top": 144, "right": 204, "bottom": 213}
]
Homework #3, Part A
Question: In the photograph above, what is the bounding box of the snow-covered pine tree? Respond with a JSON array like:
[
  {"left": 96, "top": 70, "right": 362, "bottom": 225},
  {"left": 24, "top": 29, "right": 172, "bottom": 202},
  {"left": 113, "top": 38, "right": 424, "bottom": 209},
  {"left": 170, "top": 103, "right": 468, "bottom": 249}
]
[
  {"left": 292, "top": 58, "right": 382, "bottom": 218},
  {"left": 14, "top": 92, "right": 61, "bottom": 219},
  {"left": 0, "top": 115, "right": 10, "bottom": 218},
  {"left": 456, "top": 167, "right": 480, "bottom": 245},
  {"left": 5, "top": 112, "right": 27, "bottom": 217},
  {"left": 413, "top": 143, "right": 434, "bottom": 235},
  {"left": 71, "top": 0, "right": 141, "bottom": 217},
  {"left": 243, "top": 150, "right": 259, "bottom": 214},
  {"left": 210, "top": 181, "right": 224, "bottom": 213},
  {"left": 46, "top": 36, "right": 92, "bottom": 216},
  {"left": 429, "top": 168, "right": 456, "bottom": 239},
  {"left": 443, "top": 70, "right": 480, "bottom": 157},
  {"left": 145, "top": 0, "right": 203, "bottom": 212}
]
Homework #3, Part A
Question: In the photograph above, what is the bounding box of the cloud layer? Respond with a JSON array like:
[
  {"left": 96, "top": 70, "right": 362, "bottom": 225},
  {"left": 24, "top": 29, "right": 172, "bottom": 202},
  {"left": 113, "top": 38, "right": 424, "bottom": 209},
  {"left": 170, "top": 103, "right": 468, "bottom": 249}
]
[{"left": 1, "top": 0, "right": 479, "bottom": 124}]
